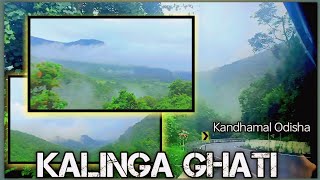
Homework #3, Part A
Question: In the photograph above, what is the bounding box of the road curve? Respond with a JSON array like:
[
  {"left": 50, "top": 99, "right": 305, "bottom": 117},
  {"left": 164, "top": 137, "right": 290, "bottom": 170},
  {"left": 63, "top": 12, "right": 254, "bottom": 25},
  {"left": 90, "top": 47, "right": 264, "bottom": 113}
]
[{"left": 179, "top": 142, "right": 316, "bottom": 178}]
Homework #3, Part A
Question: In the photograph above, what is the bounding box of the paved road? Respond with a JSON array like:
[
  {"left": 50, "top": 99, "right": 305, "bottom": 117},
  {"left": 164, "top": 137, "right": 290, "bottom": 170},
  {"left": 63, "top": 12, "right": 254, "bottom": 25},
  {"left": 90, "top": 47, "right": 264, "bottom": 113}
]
[{"left": 179, "top": 142, "right": 316, "bottom": 178}]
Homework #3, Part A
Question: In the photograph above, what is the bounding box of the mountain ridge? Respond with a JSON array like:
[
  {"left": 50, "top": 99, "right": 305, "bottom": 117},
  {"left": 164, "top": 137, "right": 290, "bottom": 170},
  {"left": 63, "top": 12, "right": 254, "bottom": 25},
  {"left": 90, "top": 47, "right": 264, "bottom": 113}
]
[
  {"left": 197, "top": 49, "right": 280, "bottom": 120},
  {"left": 10, "top": 114, "right": 160, "bottom": 162},
  {"left": 31, "top": 36, "right": 105, "bottom": 46},
  {"left": 30, "top": 36, "right": 192, "bottom": 77},
  {"left": 10, "top": 130, "right": 72, "bottom": 162},
  {"left": 51, "top": 134, "right": 111, "bottom": 150}
]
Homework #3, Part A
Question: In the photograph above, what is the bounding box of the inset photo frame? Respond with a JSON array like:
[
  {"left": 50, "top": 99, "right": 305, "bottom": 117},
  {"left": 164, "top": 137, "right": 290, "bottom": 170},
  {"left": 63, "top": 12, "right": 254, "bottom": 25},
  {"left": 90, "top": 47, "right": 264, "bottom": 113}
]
[{"left": 27, "top": 16, "right": 195, "bottom": 112}]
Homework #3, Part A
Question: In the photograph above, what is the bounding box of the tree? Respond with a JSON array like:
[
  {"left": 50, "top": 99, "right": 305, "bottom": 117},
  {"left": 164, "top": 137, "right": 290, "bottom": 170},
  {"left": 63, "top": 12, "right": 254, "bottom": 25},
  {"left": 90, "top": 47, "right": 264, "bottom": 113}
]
[
  {"left": 248, "top": 2, "right": 296, "bottom": 54},
  {"left": 72, "top": 2, "right": 146, "bottom": 15},
  {"left": 30, "top": 90, "right": 67, "bottom": 110},
  {"left": 168, "top": 79, "right": 192, "bottom": 97},
  {"left": 30, "top": 62, "right": 67, "bottom": 109},
  {"left": 170, "top": 94, "right": 192, "bottom": 109},
  {"left": 163, "top": 114, "right": 180, "bottom": 145},
  {"left": 103, "top": 80, "right": 193, "bottom": 110},
  {"left": 4, "top": 2, "right": 82, "bottom": 71},
  {"left": 161, "top": 3, "right": 196, "bottom": 15},
  {"left": 103, "top": 89, "right": 139, "bottom": 110},
  {"left": 241, "top": 2, "right": 316, "bottom": 143},
  {"left": 155, "top": 94, "right": 192, "bottom": 110},
  {"left": 239, "top": 73, "right": 278, "bottom": 124},
  {"left": 31, "top": 62, "right": 63, "bottom": 90},
  {"left": 142, "top": 2, "right": 163, "bottom": 15},
  {"left": 137, "top": 96, "right": 157, "bottom": 108}
]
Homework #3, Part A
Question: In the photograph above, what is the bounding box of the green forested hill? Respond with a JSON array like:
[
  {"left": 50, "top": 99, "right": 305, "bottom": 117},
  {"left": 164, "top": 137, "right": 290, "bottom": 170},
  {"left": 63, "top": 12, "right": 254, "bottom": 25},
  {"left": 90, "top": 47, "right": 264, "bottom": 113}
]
[
  {"left": 53, "top": 59, "right": 191, "bottom": 82},
  {"left": 197, "top": 50, "right": 280, "bottom": 120},
  {"left": 10, "top": 130, "right": 73, "bottom": 162},
  {"left": 55, "top": 67, "right": 172, "bottom": 109},
  {"left": 90, "top": 114, "right": 160, "bottom": 161},
  {"left": 30, "top": 59, "right": 180, "bottom": 109},
  {"left": 10, "top": 114, "right": 160, "bottom": 162}
]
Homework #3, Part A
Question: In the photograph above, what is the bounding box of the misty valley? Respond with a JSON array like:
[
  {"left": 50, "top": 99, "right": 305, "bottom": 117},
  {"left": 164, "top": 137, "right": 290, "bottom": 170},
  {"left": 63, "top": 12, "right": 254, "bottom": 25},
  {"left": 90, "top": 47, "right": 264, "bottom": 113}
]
[
  {"left": 30, "top": 37, "right": 193, "bottom": 110},
  {"left": 8, "top": 114, "right": 160, "bottom": 163}
]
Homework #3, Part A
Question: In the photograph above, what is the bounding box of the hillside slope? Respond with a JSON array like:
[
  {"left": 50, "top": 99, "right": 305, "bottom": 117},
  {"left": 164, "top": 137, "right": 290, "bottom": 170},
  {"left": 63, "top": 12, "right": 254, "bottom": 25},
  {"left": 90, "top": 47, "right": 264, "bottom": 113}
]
[
  {"left": 54, "top": 67, "right": 122, "bottom": 109},
  {"left": 91, "top": 114, "right": 161, "bottom": 161},
  {"left": 55, "top": 66, "right": 172, "bottom": 109},
  {"left": 10, "top": 130, "right": 72, "bottom": 162},
  {"left": 198, "top": 50, "right": 280, "bottom": 120},
  {"left": 30, "top": 36, "right": 192, "bottom": 82},
  {"left": 52, "top": 135, "right": 111, "bottom": 150},
  {"left": 30, "top": 61, "right": 172, "bottom": 109},
  {"left": 31, "top": 36, "right": 105, "bottom": 46},
  {"left": 50, "top": 59, "right": 192, "bottom": 82},
  {"left": 31, "top": 58, "right": 187, "bottom": 109}
]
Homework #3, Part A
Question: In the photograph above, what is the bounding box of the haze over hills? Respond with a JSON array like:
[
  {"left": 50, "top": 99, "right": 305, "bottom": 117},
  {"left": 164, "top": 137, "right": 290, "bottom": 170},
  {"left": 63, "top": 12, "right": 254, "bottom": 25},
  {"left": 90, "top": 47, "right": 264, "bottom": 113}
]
[
  {"left": 51, "top": 135, "right": 112, "bottom": 150},
  {"left": 50, "top": 59, "right": 192, "bottom": 82},
  {"left": 30, "top": 36, "right": 192, "bottom": 81},
  {"left": 198, "top": 49, "right": 279, "bottom": 120},
  {"left": 10, "top": 114, "right": 160, "bottom": 162},
  {"left": 10, "top": 130, "right": 72, "bottom": 162},
  {"left": 92, "top": 114, "right": 160, "bottom": 161},
  {"left": 30, "top": 36, "right": 193, "bottom": 109},
  {"left": 31, "top": 36, "right": 105, "bottom": 46},
  {"left": 30, "top": 36, "right": 192, "bottom": 74},
  {"left": 30, "top": 36, "right": 278, "bottom": 114}
]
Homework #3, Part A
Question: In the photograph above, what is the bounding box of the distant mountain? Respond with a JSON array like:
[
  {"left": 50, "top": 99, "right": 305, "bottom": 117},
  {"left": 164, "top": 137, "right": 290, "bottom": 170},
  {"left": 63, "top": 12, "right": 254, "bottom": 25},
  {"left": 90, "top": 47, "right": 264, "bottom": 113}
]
[
  {"left": 52, "top": 135, "right": 111, "bottom": 150},
  {"left": 173, "top": 71, "right": 193, "bottom": 80},
  {"left": 31, "top": 61, "right": 175, "bottom": 109},
  {"left": 65, "top": 39, "right": 104, "bottom": 46},
  {"left": 30, "top": 36, "right": 191, "bottom": 82},
  {"left": 10, "top": 114, "right": 159, "bottom": 162},
  {"left": 30, "top": 36, "right": 104, "bottom": 46},
  {"left": 51, "top": 64, "right": 171, "bottom": 109},
  {"left": 10, "top": 130, "right": 72, "bottom": 162},
  {"left": 32, "top": 58, "right": 192, "bottom": 82},
  {"left": 30, "top": 36, "right": 57, "bottom": 46},
  {"left": 197, "top": 50, "right": 280, "bottom": 120}
]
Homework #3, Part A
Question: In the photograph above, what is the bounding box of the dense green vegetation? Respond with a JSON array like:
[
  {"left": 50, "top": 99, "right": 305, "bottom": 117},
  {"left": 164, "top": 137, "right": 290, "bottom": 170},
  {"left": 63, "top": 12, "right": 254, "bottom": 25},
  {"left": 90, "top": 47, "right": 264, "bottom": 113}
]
[
  {"left": 7, "top": 114, "right": 159, "bottom": 177},
  {"left": 163, "top": 3, "right": 316, "bottom": 177},
  {"left": 30, "top": 62, "right": 68, "bottom": 109},
  {"left": 9, "top": 114, "right": 160, "bottom": 163},
  {"left": 10, "top": 130, "right": 72, "bottom": 162},
  {"left": 5, "top": 1, "right": 316, "bottom": 178},
  {"left": 103, "top": 80, "right": 192, "bottom": 110},
  {"left": 90, "top": 114, "right": 160, "bottom": 161},
  {"left": 239, "top": 2, "right": 316, "bottom": 143},
  {"left": 30, "top": 61, "right": 192, "bottom": 110},
  {"left": 163, "top": 102, "right": 233, "bottom": 177},
  {"left": 4, "top": 2, "right": 163, "bottom": 72},
  {"left": 164, "top": 103, "right": 228, "bottom": 145},
  {"left": 5, "top": 1, "right": 182, "bottom": 178},
  {"left": 4, "top": 112, "right": 9, "bottom": 164},
  {"left": 197, "top": 50, "right": 279, "bottom": 119}
]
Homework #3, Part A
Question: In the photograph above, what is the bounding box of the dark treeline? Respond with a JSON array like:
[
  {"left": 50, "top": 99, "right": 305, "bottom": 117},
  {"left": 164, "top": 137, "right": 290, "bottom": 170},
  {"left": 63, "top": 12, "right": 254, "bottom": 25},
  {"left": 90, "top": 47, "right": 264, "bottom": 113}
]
[{"left": 239, "top": 2, "right": 316, "bottom": 144}]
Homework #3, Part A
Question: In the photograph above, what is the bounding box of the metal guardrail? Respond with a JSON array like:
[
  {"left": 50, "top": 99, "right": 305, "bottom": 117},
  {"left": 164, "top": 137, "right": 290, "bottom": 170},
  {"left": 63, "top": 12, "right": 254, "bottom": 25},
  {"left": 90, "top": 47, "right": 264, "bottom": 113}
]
[
  {"left": 185, "top": 138, "right": 246, "bottom": 153},
  {"left": 209, "top": 138, "right": 245, "bottom": 143}
]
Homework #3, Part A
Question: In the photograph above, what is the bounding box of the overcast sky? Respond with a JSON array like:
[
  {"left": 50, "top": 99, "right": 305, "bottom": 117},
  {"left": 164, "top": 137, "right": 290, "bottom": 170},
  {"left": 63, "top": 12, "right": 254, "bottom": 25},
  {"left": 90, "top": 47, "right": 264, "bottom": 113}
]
[
  {"left": 10, "top": 78, "right": 152, "bottom": 141},
  {"left": 30, "top": 2, "right": 286, "bottom": 71},
  {"left": 162, "top": 2, "right": 286, "bottom": 70}
]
